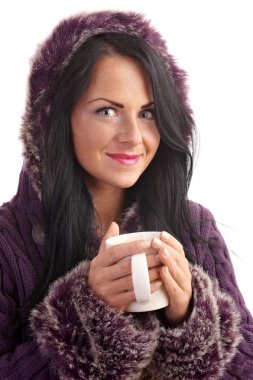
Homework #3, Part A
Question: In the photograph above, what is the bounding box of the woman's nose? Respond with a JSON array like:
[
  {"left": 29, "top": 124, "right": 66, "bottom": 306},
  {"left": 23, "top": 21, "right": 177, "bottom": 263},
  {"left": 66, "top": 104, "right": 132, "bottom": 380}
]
[{"left": 117, "top": 116, "right": 142, "bottom": 145}]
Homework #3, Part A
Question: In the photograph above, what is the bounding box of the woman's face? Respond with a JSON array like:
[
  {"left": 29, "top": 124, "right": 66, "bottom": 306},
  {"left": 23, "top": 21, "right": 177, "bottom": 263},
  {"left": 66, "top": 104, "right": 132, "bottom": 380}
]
[{"left": 71, "top": 54, "right": 160, "bottom": 191}]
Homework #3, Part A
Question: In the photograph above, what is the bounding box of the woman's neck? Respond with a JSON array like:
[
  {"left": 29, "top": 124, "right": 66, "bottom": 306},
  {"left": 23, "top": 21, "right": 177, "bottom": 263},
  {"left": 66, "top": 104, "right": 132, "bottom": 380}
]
[{"left": 88, "top": 182, "right": 125, "bottom": 236}]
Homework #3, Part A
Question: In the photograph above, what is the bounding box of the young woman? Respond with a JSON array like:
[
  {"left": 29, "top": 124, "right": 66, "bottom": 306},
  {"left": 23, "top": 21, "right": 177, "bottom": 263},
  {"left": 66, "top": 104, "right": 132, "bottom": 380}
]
[{"left": 0, "top": 11, "right": 252, "bottom": 379}]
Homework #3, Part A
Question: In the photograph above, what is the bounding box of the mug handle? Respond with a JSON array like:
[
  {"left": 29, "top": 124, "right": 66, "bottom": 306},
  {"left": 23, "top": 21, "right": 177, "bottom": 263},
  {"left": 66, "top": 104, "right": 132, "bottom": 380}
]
[{"left": 131, "top": 253, "right": 151, "bottom": 303}]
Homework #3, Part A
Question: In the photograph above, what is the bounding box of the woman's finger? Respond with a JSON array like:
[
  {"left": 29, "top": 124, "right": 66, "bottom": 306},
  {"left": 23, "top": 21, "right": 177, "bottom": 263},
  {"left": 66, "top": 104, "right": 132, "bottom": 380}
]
[
  {"left": 151, "top": 236, "right": 189, "bottom": 271},
  {"left": 107, "top": 265, "right": 162, "bottom": 293},
  {"left": 158, "top": 247, "right": 191, "bottom": 290},
  {"left": 161, "top": 266, "right": 192, "bottom": 325},
  {"left": 162, "top": 245, "right": 190, "bottom": 272},
  {"left": 160, "top": 265, "right": 182, "bottom": 298},
  {"left": 160, "top": 231, "right": 184, "bottom": 254},
  {"left": 98, "top": 239, "right": 152, "bottom": 266},
  {"left": 107, "top": 279, "right": 163, "bottom": 311},
  {"left": 103, "top": 252, "right": 162, "bottom": 281},
  {"left": 151, "top": 231, "right": 185, "bottom": 259}
]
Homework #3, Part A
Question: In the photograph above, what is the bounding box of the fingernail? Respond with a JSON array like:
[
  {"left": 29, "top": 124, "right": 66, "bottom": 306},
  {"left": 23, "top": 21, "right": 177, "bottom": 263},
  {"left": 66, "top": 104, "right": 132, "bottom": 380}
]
[
  {"left": 162, "top": 248, "right": 169, "bottom": 257},
  {"left": 152, "top": 237, "right": 163, "bottom": 248},
  {"left": 161, "top": 231, "right": 170, "bottom": 241},
  {"left": 139, "top": 240, "right": 151, "bottom": 250}
]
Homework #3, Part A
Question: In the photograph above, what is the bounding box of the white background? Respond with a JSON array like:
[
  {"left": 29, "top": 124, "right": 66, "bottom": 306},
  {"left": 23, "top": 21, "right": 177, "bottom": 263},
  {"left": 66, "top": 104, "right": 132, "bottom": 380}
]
[{"left": 0, "top": 1, "right": 252, "bottom": 313}]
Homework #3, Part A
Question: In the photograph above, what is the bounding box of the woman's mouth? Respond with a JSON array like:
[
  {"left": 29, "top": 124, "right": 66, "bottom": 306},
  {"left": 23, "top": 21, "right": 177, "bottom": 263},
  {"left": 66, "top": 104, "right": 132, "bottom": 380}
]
[{"left": 106, "top": 153, "right": 142, "bottom": 165}]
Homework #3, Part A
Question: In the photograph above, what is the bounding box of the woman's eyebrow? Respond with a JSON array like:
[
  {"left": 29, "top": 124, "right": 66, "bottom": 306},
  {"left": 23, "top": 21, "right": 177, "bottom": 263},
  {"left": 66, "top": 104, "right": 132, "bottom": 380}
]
[
  {"left": 86, "top": 97, "right": 154, "bottom": 109},
  {"left": 141, "top": 101, "right": 154, "bottom": 109}
]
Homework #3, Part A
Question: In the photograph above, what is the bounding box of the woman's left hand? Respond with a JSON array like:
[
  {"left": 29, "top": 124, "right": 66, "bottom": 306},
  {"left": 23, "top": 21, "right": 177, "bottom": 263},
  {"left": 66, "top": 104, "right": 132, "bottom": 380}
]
[{"left": 151, "top": 232, "right": 192, "bottom": 326}]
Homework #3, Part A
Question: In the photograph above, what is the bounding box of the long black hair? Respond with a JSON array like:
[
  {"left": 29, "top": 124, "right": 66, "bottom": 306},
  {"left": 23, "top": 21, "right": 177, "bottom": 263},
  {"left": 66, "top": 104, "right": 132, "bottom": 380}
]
[{"left": 20, "top": 32, "right": 196, "bottom": 325}]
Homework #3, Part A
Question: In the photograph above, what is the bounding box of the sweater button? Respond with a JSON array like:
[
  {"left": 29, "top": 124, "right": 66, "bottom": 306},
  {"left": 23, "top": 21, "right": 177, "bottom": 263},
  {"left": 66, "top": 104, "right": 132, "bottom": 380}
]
[{"left": 32, "top": 223, "right": 45, "bottom": 245}]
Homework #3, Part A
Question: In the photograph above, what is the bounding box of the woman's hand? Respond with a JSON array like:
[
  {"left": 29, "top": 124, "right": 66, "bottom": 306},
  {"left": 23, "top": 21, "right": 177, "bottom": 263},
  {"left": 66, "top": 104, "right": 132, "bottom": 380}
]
[
  {"left": 151, "top": 232, "right": 192, "bottom": 326},
  {"left": 88, "top": 222, "right": 163, "bottom": 312}
]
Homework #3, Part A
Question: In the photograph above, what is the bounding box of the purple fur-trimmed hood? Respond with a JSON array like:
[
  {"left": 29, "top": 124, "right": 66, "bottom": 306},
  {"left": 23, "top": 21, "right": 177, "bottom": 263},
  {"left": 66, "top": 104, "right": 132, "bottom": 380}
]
[{"left": 20, "top": 10, "right": 193, "bottom": 198}]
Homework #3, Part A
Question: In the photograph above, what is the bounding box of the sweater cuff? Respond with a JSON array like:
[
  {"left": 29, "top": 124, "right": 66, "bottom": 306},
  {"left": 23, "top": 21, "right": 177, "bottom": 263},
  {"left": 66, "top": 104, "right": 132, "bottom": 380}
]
[
  {"left": 30, "top": 260, "right": 159, "bottom": 380},
  {"left": 146, "top": 265, "right": 242, "bottom": 380}
]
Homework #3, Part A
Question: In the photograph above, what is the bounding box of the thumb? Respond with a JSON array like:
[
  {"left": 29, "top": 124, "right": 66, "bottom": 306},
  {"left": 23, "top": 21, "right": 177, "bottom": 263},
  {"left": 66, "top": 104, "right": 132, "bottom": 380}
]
[
  {"left": 98, "top": 222, "right": 120, "bottom": 255},
  {"left": 103, "top": 222, "right": 120, "bottom": 240},
  {"left": 98, "top": 222, "right": 120, "bottom": 262}
]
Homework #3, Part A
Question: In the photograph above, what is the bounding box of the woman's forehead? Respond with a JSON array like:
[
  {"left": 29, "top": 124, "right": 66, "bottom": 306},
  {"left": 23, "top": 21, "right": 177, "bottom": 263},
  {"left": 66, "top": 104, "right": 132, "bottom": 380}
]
[{"left": 81, "top": 55, "right": 153, "bottom": 104}]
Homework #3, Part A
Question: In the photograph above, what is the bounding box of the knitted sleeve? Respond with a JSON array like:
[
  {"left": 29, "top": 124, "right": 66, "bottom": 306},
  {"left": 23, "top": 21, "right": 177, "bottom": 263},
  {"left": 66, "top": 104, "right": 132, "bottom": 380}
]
[
  {"left": 190, "top": 202, "right": 253, "bottom": 378},
  {"left": 0, "top": 255, "right": 53, "bottom": 379},
  {"left": 30, "top": 260, "right": 160, "bottom": 380}
]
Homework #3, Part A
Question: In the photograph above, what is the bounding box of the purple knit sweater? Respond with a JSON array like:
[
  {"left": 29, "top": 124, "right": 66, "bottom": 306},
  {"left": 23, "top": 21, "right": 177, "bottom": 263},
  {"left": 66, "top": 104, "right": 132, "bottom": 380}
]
[
  {"left": 1, "top": 11, "right": 253, "bottom": 379},
  {"left": 0, "top": 169, "right": 252, "bottom": 379}
]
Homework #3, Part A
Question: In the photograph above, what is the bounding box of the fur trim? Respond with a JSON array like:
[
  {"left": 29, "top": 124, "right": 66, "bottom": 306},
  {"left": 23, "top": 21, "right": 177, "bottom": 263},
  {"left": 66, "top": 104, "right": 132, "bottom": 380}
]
[
  {"left": 143, "top": 265, "right": 242, "bottom": 380},
  {"left": 30, "top": 260, "right": 160, "bottom": 380},
  {"left": 28, "top": 200, "right": 243, "bottom": 379},
  {"left": 30, "top": 261, "right": 242, "bottom": 379},
  {"left": 120, "top": 202, "right": 142, "bottom": 233},
  {"left": 20, "top": 11, "right": 193, "bottom": 198}
]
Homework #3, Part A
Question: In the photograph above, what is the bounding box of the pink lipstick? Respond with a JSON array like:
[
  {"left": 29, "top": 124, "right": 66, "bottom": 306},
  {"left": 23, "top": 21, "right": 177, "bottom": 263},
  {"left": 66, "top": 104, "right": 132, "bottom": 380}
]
[{"left": 106, "top": 153, "right": 141, "bottom": 165}]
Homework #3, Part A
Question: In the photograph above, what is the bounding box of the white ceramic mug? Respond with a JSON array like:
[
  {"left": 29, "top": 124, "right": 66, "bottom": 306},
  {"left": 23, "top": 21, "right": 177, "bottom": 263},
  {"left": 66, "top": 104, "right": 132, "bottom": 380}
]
[{"left": 105, "top": 231, "right": 169, "bottom": 312}]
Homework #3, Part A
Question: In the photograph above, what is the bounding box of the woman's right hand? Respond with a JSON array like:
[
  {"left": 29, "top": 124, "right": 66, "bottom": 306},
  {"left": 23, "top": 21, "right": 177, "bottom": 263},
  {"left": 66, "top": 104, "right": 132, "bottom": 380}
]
[{"left": 88, "top": 222, "right": 163, "bottom": 311}]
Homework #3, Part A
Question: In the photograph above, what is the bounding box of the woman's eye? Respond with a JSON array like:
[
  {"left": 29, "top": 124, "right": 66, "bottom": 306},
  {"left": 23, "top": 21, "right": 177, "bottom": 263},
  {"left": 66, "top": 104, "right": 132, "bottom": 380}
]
[
  {"left": 96, "top": 107, "right": 117, "bottom": 117},
  {"left": 140, "top": 109, "right": 154, "bottom": 120}
]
